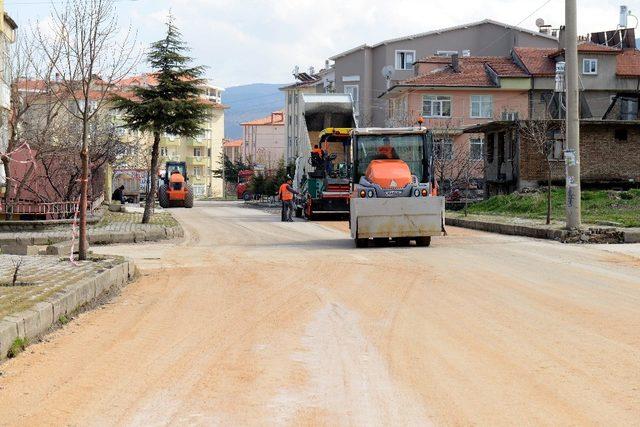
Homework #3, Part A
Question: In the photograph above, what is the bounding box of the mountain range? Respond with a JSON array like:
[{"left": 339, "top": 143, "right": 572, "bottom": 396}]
[{"left": 223, "top": 83, "right": 285, "bottom": 140}]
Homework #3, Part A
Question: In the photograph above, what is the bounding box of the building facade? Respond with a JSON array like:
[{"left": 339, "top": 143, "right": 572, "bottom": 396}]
[
  {"left": 241, "top": 111, "right": 285, "bottom": 170},
  {"left": 0, "top": 7, "right": 16, "bottom": 186},
  {"left": 330, "top": 19, "right": 558, "bottom": 127},
  {"left": 465, "top": 120, "right": 640, "bottom": 195},
  {"left": 381, "top": 54, "right": 531, "bottom": 191},
  {"left": 512, "top": 43, "right": 640, "bottom": 120},
  {"left": 223, "top": 138, "right": 243, "bottom": 163}
]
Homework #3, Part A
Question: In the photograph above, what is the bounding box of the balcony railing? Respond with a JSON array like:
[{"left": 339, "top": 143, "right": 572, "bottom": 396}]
[{"left": 187, "top": 156, "right": 208, "bottom": 165}]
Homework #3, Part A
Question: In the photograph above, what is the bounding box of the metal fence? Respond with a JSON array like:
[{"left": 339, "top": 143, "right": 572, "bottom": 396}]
[{"left": 0, "top": 194, "right": 104, "bottom": 220}]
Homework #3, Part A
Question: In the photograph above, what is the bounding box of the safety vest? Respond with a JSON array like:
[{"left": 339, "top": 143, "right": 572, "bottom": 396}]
[{"left": 279, "top": 183, "right": 293, "bottom": 201}]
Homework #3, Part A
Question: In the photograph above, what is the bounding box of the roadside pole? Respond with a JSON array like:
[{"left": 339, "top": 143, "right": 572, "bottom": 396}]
[{"left": 564, "top": 0, "right": 581, "bottom": 228}]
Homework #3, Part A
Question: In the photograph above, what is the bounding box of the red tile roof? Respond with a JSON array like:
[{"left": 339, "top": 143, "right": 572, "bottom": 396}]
[
  {"left": 241, "top": 111, "right": 285, "bottom": 126},
  {"left": 223, "top": 139, "right": 243, "bottom": 148},
  {"left": 512, "top": 47, "right": 557, "bottom": 76},
  {"left": 403, "top": 56, "right": 527, "bottom": 88},
  {"left": 549, "top": 41, "right": 622, "bottom": 58},
  {"left": 617, "top": 49, "right": 640, "bottom": 77}
]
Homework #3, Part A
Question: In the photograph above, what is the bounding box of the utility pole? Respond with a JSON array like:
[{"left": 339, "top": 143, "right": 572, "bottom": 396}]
[{"left": 564, "top": 0, "right": 581, "bottom": 229}]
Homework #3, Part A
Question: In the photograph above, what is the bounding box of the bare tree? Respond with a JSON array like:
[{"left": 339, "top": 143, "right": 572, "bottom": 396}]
[
  {"left": 2, "top": 30, "right": 63, "bottom": 219},
  {"left": 35, "top": 0, "right": 138, "bottom": 259},
  {"left": 517, "top": 113, "right": 565, "bottom": 225}
]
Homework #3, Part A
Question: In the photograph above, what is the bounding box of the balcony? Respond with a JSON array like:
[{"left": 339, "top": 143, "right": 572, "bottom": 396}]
[
  {"left": 188, "top": 137, "right": 207, "bottom": 147},
  {"left": 187, "top": 156, "right": 208, "bottom": 166},
  {"left": 160, "top": 136, "right": 181, "bottom": 146}
]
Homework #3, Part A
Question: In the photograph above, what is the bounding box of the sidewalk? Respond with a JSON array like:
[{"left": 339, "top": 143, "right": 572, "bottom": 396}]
[
  {"left": 0, "top": 254, "right": 134, "bottom": 359},
  {"left": 446, "top": 212, "right": 640, "bottom": 244},
  {"left": 0, "top": 210, "right": 184, "bottom": 249}
]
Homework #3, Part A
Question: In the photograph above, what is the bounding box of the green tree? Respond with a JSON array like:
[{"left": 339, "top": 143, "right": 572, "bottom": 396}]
[
  {"left": 212, "top": 153, "right": 250, "bottom": 184},
  {"left": 112, "top": 16, "right": 211, "bottom": 223},
  {"left": 249, "top": 173, "right": 267, "bottom": 197}
]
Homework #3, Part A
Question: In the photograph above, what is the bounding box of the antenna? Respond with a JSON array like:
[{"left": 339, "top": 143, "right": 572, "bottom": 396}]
[
  {"left": 381, "top": 65, "right": 395, "bottom": 88},
  {"left": 535, "top": 18, "right": 545, "bottom": 28}
]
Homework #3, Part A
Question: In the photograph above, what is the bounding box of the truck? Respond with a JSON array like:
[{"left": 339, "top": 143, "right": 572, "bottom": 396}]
[
  {"left": 349, "top": 127, "right": 446, "bottom": 247},
  {"left": 236, "top": 169, "right": 254, "bottom": 201},
  {"left": 293, "top": 94, "right": 356, "bottom": 219},
  {"left": 112, "top": 169, "right": 150, "bottom": 204}
]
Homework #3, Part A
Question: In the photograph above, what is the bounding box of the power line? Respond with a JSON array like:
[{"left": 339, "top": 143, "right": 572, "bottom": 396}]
[{"left": 6, "top": 0, "right": 138, "bottom": 5}]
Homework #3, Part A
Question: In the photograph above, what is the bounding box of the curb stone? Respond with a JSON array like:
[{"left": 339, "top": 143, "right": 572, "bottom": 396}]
[{"left": 0, "top": 260, "right": 136, "bottom": 361}]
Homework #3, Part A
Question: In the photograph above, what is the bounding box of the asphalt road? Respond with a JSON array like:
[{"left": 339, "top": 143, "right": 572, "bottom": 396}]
[{"left": 1, "top": 201, "right": 639, "bottom": 425}]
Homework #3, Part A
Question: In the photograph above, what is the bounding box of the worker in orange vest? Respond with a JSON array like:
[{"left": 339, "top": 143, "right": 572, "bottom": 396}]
[{"left": 278, "top": 176, "right": 299, "bottom": 222}]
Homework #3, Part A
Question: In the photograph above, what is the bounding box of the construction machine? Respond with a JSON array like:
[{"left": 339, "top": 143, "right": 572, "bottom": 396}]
[
  {"left": 293, "top": 94, "right": 356, "bottom": 219},
  {"left": 158, "top": 161, "right": 194, "bottom": 208},
  {"left": 350, "top": 127, "right": 445, "bottom": 247},
  {"left": 297, "top": 127, "right": 352, "bottom": 219}
]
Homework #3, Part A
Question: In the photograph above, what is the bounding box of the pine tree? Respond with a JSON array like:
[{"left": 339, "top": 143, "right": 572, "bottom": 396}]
[{"left": 112, "top": 16, "right": 212, "bottom": 223}]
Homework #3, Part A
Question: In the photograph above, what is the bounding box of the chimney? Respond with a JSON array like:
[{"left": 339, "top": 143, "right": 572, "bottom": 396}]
[
  {"left": 451, "top": 53, "right": 460, "bottom": 72},
  {"left": 558, "top": 26, "right": 566, "bottom": 50}
]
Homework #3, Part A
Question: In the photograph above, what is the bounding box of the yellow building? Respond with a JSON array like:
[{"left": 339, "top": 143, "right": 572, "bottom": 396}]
[{"left": 116, "top": 75, "right": 227, "bottom": 198}]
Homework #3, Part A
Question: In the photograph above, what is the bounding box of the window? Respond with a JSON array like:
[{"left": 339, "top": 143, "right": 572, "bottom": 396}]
[
  {"left": 287, "top": 92, "right": 292, "bottom": 104},
  {"left": 344, "top": 85, "right": 359, "bottom": 115},
  {"left": 614, "top": 128, "right": 628, "bottom": 142},
  {"left": 470, "top": 95, "right": 493, "bottom": 118},
  {"left": 193, "top": 147, "right": 202, "bottom": 157},
  {"left": 469, "top": 138, "right": 484, "bottom": 160},
  {"left": 160, "top": 147, "right": 168, "bottom": 156},
  {"left": 582, "top": 59, "right": 598, "bottom": 75},
  {"left": 193, "top": 166, "right": 203, "bottom": 177},
  {"left": 395, "top": 50, "right": 415, "bottom": 70},
  {"left": 434, "top": 139, "right": 453, "bottom": 160},
  {"left": 207, "top": 148, "right": 211, "bottom": 157},
  {"left": 422, "top": 95, "right": 451, "bottom": 117},
  {"left": 547, "top": 140, "right": 565, "bottom": 160},
  {"left": 501, "top": 111, "right": 519, "bottom": 121}
]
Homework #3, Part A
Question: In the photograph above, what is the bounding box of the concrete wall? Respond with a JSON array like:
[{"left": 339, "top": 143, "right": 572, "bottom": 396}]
[{"left": 333, "top": 21, "right": 558, "bottom": 126}]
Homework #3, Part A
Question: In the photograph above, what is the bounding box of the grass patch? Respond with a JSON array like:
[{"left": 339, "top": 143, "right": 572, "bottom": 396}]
[
  {"left": 58, "top": 315, "right": 69, "bottom": 325},
  {"left": 97, "top": 211, "right": 178, "bottom": 227},
  {"left": 7, "top": 337, "right": 28, "bottom": 358},
  {"left": 465, "top": 188, "right": 640, "bottom": 227}
]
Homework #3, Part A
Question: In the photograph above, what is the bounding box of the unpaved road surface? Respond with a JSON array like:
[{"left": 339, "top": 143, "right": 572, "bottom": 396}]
[{"left": 1, "top": 201, "right": 639, "bottom": 425}]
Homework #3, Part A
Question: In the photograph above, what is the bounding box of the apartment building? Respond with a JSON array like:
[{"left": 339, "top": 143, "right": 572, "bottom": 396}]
[
  {"left": 330, "top": 19, "right": 558, "bottom": 127},
  {"left": 223, "top": 138, "right": 243, "bottom": 163},
  {"left": 241, "top": 111, "right": 285, "bottom": 169},
  {"left": 0, "top": 7, "right": 16, "bottom": 185},
  {"left": 513, "top": 42, "right": 640, "bottom": 120},
  {"left": 117, "top": 74, "right": 227, "bottom": 198}
]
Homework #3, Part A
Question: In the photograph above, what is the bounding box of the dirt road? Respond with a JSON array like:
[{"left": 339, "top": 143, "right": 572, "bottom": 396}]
[{"left": 1, "top": 201, "right": 639, "bottom": 425}]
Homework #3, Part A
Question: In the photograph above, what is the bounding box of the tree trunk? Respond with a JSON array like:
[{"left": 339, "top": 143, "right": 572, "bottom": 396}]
[
  {"left": 546, "top": 162, "right": 552, "bottom": 225},
  {"left": 79, "top": 113, "right": 90, "bottom": 261},
  {"left": 142, "top": 131, "right": 161, "bottom": 224}
]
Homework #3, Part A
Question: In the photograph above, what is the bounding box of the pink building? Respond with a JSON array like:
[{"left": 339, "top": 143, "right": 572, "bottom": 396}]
[
  {"left": 381, "top": 55, "right": 531, "bottom": 190},
  {"left": 241, "top": 111, "right": 285, "bottom": 170}
]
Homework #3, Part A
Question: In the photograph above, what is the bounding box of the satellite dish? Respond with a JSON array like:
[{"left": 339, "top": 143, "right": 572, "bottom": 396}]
[
  {"left": 381, "top": 65, "right": 394, "bottom": 79},
  {"left": 535, "top": 18, "right": 545, "bottom": 28}
]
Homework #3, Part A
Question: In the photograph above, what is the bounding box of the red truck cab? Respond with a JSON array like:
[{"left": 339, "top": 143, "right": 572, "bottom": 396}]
[{"left": 236, "top": 169, "right": 254, "bottom": 200}]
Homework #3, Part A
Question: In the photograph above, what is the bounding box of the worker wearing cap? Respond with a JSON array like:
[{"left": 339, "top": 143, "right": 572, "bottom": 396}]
[{"left": 278, "top": 176, "right": 299, "bottom": 222}]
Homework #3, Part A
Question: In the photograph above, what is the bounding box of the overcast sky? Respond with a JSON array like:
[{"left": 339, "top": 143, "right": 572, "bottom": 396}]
[{"left": 5, "top": 0, "right": 634, "bottom": 88}]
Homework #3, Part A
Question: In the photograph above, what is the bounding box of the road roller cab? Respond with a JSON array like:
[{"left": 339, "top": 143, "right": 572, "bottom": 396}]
[
  {"left": 158, "top": 161, "right": 194, "bottom": 208},
  {"left": 350, "top": 127, "right": 445, "bottom": 247}
]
